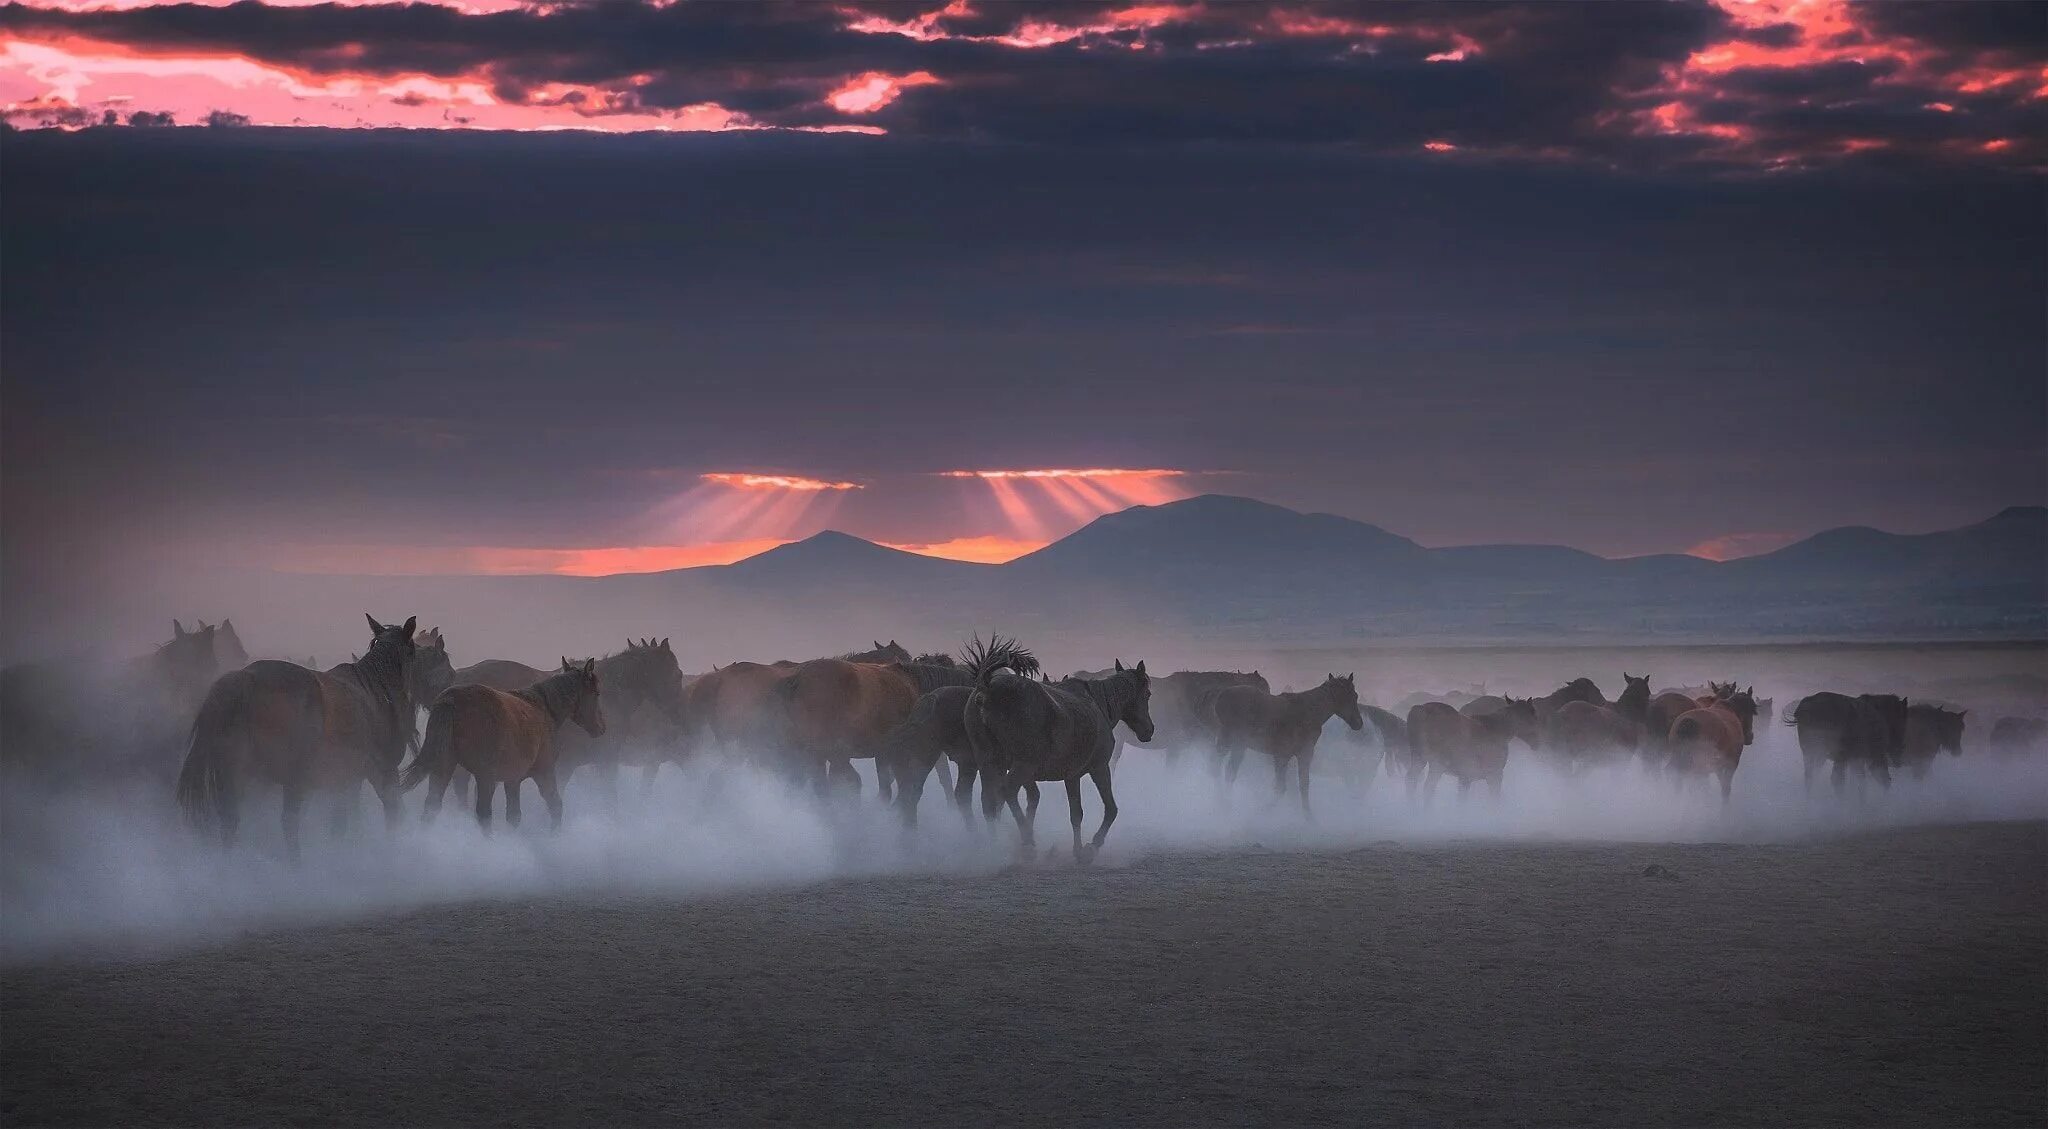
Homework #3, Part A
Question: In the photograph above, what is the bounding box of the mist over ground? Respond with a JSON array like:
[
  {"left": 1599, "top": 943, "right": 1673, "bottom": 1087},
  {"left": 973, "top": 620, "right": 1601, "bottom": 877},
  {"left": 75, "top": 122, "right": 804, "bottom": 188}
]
[{"left": 5, "top": 639, "right": 2043, "bottom": 963}]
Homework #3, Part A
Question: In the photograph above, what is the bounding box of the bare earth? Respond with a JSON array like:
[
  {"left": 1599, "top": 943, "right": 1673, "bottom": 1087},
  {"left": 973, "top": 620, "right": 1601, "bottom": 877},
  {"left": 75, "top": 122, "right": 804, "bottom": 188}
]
[{"left": 6, "top": 821, "right": 2044, "bottom": 1128}]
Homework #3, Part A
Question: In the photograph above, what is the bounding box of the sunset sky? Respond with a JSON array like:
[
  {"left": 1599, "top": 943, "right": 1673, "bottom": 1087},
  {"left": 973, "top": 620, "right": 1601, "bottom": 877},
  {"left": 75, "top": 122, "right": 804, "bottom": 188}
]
[{"left": 2, "top": 0, "right": 2042, "bottom": 594}]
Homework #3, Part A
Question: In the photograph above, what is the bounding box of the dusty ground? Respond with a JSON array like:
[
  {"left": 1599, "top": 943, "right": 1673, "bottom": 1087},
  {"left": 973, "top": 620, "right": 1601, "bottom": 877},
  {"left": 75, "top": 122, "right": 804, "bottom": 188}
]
[{"left": 5, "top": 820, "right": 2043, "bottom": 1127}]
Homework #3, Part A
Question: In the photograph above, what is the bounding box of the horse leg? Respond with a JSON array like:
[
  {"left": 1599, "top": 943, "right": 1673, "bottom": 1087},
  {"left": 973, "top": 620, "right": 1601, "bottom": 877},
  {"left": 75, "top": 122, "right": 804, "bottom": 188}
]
[
  {"left": 281, "top": 780, "right": 306, "bottom": 864},
  {"left": 474, "top": 775, "right": 495, "bottom": 833},
  {"left": 1423, "top": 764, "right": 1443, "bottom": 808},
  {"left": 424, "top": 768, "right": 452, "bottom": 824},
  {"left": 1065, "top": 777, "right": 1086, "bottom": 859},
  {"left": 955, "top": 762, "right": 982, "bottom": 827},
  {"left": 1486, "top": 773, "right": 1504, "bottom": 803},
  {"left": 1083, "top": 765, "right": 1118, "bottom": 863},
  {"left": 1024, "top": 780, "right": 1041, "bottom": 825},
  {"left": 1830, "top": 758, "right": 1847, "bottom": 798},
  {"left": 377, "top": 773, "right": 402, "bottom": 834},
  {"left": 933, "top": 752, "right": 955, "bottom": 798},
  {"left": 501, "top": 778, "right": 524, "bottom": 831},
  {"left": 1296, "top": 750, "right": 1314, "bottom": 821},
  {"left": 537, "top": 768, "right": 565, "bottom": 831},
  {"left": 1870, "top": 756, "right": 1892, "bottom": 792},
  {"left": 1224, "top": 748, "right": 1246, "bottom": 786},
  {"left": 1270, "top": 752, "right": 1289, "bottom": 801},
  {"left": 1717, "top": 765, "right": 1735, "bottom": 806},
  {"left": 1457, "top": 777, "right": 1471, "bottom": 804},
  {"left": 896, "top": 759, "right": 925, "bottom": 830},
  {"left": 1001, "top": 771, "right": 1034, "bottom": 853},
  {"left": 875, "top": 757, "right": 895, "bottom": 804},
  {"left": 453, "top": 769, "right": 471, "bottom": 805}
]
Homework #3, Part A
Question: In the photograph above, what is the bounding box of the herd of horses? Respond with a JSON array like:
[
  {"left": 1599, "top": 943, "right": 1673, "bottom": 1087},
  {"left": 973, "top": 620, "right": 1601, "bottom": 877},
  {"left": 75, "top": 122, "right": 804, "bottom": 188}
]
[{"left": 10, "top": 615, "right": 2043, "bottom": 864}]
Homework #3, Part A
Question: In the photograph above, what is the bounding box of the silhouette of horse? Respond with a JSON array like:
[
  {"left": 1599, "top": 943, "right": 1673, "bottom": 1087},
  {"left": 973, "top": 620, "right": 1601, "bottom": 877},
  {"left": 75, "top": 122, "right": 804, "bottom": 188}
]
[
  {"left": 1988, "top": 716, "right": 2047, "bottom": 755},
  {"left": 1901, "top": 704, "right": 1966, "bottom": 780},
  {"left": 1667, "top": 687, "right": 1758, "bottom": 802},
  {"left": 142, "top": 621, "right": 224, "bottom": 718},
  {"left": 774, "top": 656, "right": 982, "bottom": 793},
  {"left": 1342, "top": 703, "right": 1409, "bottom": 792},
  {"left": 677, "top": 659, "right": 800, "bottom": 761},
  {"left": 1542, "top": 674, "right": 1651, "bottom": 773},
  {"left": 190, "top": 618, "right": 250, "bottom": 671},
  {"left": 965, "top": 636, "right": 1152, "bottom": 862},
  {"left": 1209, "top": 674, "right": 1363, "bottom": 816},
  {"left": 1787, "top": 692, "right": 1908, "bottom": 793},
  {"left": 879, "top": 679, "right": 1043, "bottom": 827},
  {"left": 842, "top": 640, "right": 913, "bottom": 664},
  {"left": 1115, "top": 670, "right": 1270, "bottom": 763},
  {"left": 402, "top": 658, "right": 604, "bottom": 830},
  {"left": 1405, "top": 701, "right": 1520, "bottom": 802},
  {"left": 176, "top": 615, "right": 421, "bottom": 860},
  {"left": 1643, "top": 681, "right": 1736, "bottom": 769},
  {"left": 450, "top": 639, "right": 682, "bottom": 798}
]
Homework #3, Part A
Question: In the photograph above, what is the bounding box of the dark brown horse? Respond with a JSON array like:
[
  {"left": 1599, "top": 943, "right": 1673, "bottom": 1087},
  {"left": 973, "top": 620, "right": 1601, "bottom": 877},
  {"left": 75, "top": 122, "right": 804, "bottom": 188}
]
[
  {"left": 1901, "top": 704, "right": 1966, "bottom": 780},
  {"left": 402, "top": 658, "right": 605, "bottom": 830},
  {"left": 1667, "top": 687, "right": 1758, "bottom": 802},
  {"left": 1542, "top": 674, "right": 1651, "bottom": 773},
  {"left": 965, "top": 636, "right": 1152, "bottom": 863},
  {"left": 1209, "top": 674, "right": 1364, "bottom": 817},
  {"left": 1787, "top": 691, "right": 1909, "bottom": 793},
  {"left": 1405, "top": 700, "right": 1521, "bottom": 802},
  {"left": 176, "top": 615, "right": 421, "bottom": 860},
  {"left": 879, "top": 679, "right": 1043, "bottom": 827},
  {"left": 771, "top": 656, "right": 984, "bottom": 793},
  {"left": 677, "top": 659, "right": 801, "bottom": 760},
  {"left": 143, "top": 621, "right": 224, "bottom": 717}
]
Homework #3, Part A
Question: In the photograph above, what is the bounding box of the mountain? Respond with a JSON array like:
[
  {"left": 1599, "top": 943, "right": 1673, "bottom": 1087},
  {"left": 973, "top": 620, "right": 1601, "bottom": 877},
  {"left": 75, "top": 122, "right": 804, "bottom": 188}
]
[{"left": 696, "top": 496, "right": 2046, "bottom": 643}]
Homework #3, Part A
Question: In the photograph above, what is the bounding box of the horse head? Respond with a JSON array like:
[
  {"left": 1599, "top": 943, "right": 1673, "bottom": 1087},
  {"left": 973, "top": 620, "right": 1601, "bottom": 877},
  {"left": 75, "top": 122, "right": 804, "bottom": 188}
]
[
  {"left": 615, "top": 636, "right": 685, "bottom": 721},
  {"left": 1113, "top": 658, "right": 1155, "bottom": 743},
  {"left": 1325, "top": 673, "right": 1364, "bottom": 730},
  {"left": 408, "top": 626, "right": 455, "bottom": 705},
  {"left": 561, "top": 656, "right": 607, "bottom": 738}
]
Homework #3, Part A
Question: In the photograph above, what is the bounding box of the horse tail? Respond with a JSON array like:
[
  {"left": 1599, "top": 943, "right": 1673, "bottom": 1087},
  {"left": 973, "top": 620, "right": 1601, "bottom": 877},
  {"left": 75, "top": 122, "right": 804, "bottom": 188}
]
[
  {"left": 963, "top": 633, "right": 1035, "bottom": 690},
  {"left": 399, "top": 696, "right": 457, "bottom": 791},
  {"left": 176, "top": 671, "right": 250, "bottom": 832}
]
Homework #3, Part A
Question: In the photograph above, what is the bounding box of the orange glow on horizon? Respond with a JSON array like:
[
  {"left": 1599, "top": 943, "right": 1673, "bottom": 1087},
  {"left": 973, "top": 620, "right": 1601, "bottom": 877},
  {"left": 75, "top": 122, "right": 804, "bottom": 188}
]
[
  {"left": 1684, "top": 531, "right": 1796, "bottom": 562},
  {"left": 881, "top": 535, "right": 1048, "bottom": 564}
]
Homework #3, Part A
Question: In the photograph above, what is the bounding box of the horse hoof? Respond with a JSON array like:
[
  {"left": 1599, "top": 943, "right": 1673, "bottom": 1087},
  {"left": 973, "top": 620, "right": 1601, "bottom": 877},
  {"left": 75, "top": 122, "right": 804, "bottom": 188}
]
[{"left": 1074, "top": 845, "right": 1097, "bottom": 866}]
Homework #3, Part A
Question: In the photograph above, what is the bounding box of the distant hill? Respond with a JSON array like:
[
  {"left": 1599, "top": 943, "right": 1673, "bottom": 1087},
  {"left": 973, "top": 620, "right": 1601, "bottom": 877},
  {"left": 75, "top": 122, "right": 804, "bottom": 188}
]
[{"left": 78, "top": 496, "right": 2044, "bottom": 665}]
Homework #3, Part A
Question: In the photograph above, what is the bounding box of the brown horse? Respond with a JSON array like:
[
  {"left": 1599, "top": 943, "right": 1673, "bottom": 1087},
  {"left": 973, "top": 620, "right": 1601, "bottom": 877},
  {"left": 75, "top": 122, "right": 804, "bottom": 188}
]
[
  {"left": 176, "top": 615, "right": 421, "bottom": 860},
  {"left": 1543, "top": 674, "right": 1650, "bottom": 773},
  {"left": 1901, "top": 704, "right": 1966, "bottom": 780},
  {"left": 142, "top": 620, "right": 224, "bottom": 718},
  {"left": 772, "top": 657, "right": 981, "bottom": 793},
  {"left": 1208, "top": 674, "right": 1364, "bottom": 817},
  {"left": 1405, "top": 700, "right": 1520, "bottom": 802},
  {"left": 965, "top": 636, "right": 1152, "bottom": 862},
  {"left": 449, "top": 639, "right": 680, "bottom": 797},
  {"left": 402, "top": 658, "right": 604, "bottom": 830},
  {"left": 678, "top": 660, "right": 801, "bottom": 760},
  {"left": 1643, "top": 682, "right": 1734, "bottom": 769},
  {"left": 1667, "top": 687, "right": 1759, "bottom": 802}
]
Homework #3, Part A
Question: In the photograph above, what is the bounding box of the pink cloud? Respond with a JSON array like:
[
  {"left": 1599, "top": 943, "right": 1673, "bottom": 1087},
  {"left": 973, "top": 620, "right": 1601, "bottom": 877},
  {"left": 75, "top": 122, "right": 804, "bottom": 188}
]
[{"left": 826, "top": 70, "right": 938, "bottom": 114}]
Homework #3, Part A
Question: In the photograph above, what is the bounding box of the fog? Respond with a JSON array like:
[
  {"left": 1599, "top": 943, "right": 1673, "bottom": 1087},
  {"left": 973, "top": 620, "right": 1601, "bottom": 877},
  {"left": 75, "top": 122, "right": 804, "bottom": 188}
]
[{"left": 5, "top": 641, "right": 2045, "bottom": 963}]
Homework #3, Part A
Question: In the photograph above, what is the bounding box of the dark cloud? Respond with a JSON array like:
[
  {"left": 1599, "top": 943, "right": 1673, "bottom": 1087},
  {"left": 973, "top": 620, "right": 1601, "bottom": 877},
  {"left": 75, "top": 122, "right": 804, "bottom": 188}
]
[{"left": 1, "top": 0, "right": 2040, "bottom": 169}]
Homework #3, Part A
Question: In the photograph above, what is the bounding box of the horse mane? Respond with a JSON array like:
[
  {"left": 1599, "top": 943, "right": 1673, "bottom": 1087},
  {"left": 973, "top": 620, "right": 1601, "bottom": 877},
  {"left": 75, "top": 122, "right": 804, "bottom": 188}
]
[{"left": 963, "top": 633, "right": 1039, "bottom": 688}]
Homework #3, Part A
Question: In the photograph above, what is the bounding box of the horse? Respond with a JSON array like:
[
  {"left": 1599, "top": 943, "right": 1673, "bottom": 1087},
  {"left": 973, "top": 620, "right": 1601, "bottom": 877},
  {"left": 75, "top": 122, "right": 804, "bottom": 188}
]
[
  {"left": 1988, "top": 717, "right": 2048, "bottom": 755},
  {"left": 1404, "top": 701, "right": 1520, "bottom": 803},
  {"left": 175, "top": 615, "right": 422, "bottom": 860},
  {"left": 1643, "top": 681, "right": 1735, "bottom": 769},
  {"left": 879, "top": 676, "right": 1044, "bottom": 828},
  {"left": 964, "top": 636, "right": 1152, "bottom": 863},
  {"left": 1208, "top": 674, "right": 1363, "bottom": 817},
  {"left": 1113, "top": 670, "right": 1270, "bottom": 763},
  {"left": 402, "top": 658, "right": 605, "bottom": 831},
  {"left": 1334, "top": 703, "right": 1407, "bottom": 793},
  {"left": 842, "top": 640, "right": 913, "bottom": 665},
  {"left": 1786, "top": 692, "right": 1908, "bottom": 793},
  {"left": 773, "top": 656, "right": 984, "bottom": 794},
  {"left": 143, "top": 620, "right": 224, "bottom": 717},
  {"left": 1542, "top": 674, "right": 1651, "bottom": 773},
  {"left": 1667, "top": 687, "right": 1759, "bottom": 802},
  {"left": 1900, "top": 704, "right": 1966, "bottom": 780},
  {"left": 451, "top": 639, "right": 683, "bottom": 798}
]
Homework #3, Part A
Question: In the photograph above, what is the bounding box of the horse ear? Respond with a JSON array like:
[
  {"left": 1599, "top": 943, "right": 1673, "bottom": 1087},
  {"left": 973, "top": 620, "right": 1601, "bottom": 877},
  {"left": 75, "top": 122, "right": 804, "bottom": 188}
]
[
  {"left": 562, "top": 656, "right": 572, "bottom": 669},
  {"left": 661, "top": 637, "right": 671, "bottom": 652},
  {"left": 366, "top": 614, "right": 384, "bottom": 634},
  {"left": 401, "top": 616, "right": 417, "bottom": 637},
  {"left": 173, "top": 620, "right": 186, "bottom": 637},
  {"left": 1136, "top": 660, "right": 1146, "bottom": 675},
  {"left": 200, "top": 624, "right": 215, "bottom": 638},
  {"left": 221, "top": 618, "right": 234, "bottom": 631},
  {"left": 873, "top": 641, "right": 883, "bottom": 650},
  {"left": 584, "top": 658, "right": 596, "bottom": 676},
  {"left": 1115, "top": 659, "right": 1124, "bottom": 672}
]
